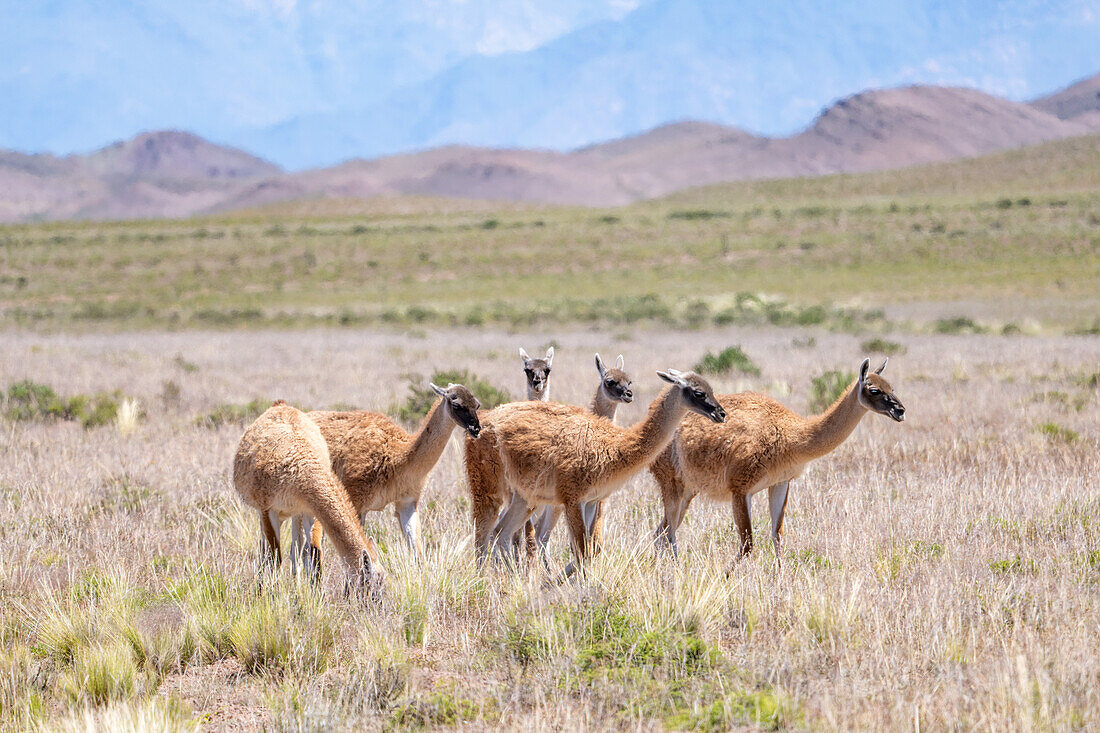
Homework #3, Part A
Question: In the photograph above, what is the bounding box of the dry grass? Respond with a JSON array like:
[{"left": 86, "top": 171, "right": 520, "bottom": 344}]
[{"left": 0, "top": 326, "right": 1097, "bottom": 730}]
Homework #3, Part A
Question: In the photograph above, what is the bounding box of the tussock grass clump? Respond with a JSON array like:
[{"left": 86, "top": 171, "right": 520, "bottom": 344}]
[
  {"left": 4, "top": 380, "right": 124, "bottom": 428},
  {"left": 194, "top": 398, "right": 271, "bottom": 428},
  {"left": 808, "top": 369, "right": 854, "bottom": 412},
  {"left": 223, "top": 589, "right": 337, "bottom": 676},
  {"left": 387, "top": 688, "right": 496, "bottom": 730},
  {"left": 47, "top": 698, "right": 197, "bottom": 733},
  {"left": 396, "top": 369, "right": 509, "bottom": 422},
  {"left": 61, "top": 641, "right": 136, "bottom": 706},
  {"left": 693, "top": 345, "right": 761, "bottom": 377},
  {"left": 667, "top": 209, "right": 729, "bottom": 220},
  {"left": 666, "top": 686, "right": 792, "bottom": 732}
]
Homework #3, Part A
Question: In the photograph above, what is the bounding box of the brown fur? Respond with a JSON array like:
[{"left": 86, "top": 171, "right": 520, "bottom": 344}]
[
  {"left": 650, "top": 359, "right": 905, "bottom": 558},
  {"left": 305, "top": 384, "right": 481, "bottom": 558},
  {"left": 475, "top": 371, "right": 724, "bottom": 567},
  {"left": 232, "top": 402, "right": 384, "bottom": 591},
  {"left": 467, "top": 354, "right": 634, "bottom": 563}
]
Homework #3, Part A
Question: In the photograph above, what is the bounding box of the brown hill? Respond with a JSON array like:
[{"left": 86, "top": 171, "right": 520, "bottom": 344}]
[
  {"left": 1, "top": 81, "right": 1097, "bottom": 222},
  {"left": 1030, "top": 73, "right": 1100, "bottom": 124}
]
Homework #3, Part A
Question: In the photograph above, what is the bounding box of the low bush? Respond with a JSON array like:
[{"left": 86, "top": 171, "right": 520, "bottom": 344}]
[
  {"left": 808, "top": 370, "right": 855, "bottom": 413},
  {"left": 860, "top": 337, "right": 906, "bottom": 355},
  {"left": 195, "top": 399, "right": 271, "bottom": 428},
  {"left": 396, "top": 370, "right": 510, "bottom": 422},
  {"left": 693, "top": 346, "right": 761, "bottom": 377},
  {"left": 4, "top": 380, "right": 123, "bottom": 428}
]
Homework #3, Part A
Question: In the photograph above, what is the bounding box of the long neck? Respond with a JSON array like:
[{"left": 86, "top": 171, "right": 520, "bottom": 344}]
[
  {"left": 527, "top": 383, "right": 548, "bottom": 401},
  {"left": 398, "top": 399, "right": 457, "bottom": 476},
  {"left": 795, "top": 380, "right": 867, "bottom": 460},
  {"left": 610, "top": 386, "right": 685, "bottom": 471},
  {"left": 590, "top": 385, "right": 619, "bottom": 423}
]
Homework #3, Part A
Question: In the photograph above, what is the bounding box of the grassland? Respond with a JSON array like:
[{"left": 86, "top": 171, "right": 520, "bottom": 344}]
[
  {"left": 0, "top": 327, "right": 1097, "bottom": 730},
  {"left": 1, "top": 135, "right": 1098, "bottom": 334},
  {"left": 0, "top": 137, "right": 1098, "bottom": 730}
]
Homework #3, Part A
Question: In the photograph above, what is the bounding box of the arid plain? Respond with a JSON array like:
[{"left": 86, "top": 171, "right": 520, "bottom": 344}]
[{"left": 0, "top": 138, "right": 1098, "bottom": 731}]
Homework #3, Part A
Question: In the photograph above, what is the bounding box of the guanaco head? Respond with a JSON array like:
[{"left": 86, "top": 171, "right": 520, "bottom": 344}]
[
  {"left": 348, "top": 545, "right": 387, "bottom": 603},
  {"left": 595, "top": 353, "right": 633, "bottom": 404},
  {"left": 856, "top": 358, "right": 905, "bottom": 422},
  {"left": 657, "top": 369, "right": 726, "bottom": 423},
  {"left": 431, "top": 382, "right": 482, "bottom": 437},
  {"left": 519, "top": 346, "right": 554, "bottom": 400}
]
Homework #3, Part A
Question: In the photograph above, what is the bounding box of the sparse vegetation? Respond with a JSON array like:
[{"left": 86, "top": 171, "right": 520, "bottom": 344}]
[
  {"left": 692, "top": 345, "right": 761, "bottom": 377},
  {"left": 860, "top": 337, "right": 906, "bottom": 355},
  {"left": 808, "top": 369, "right": 855, "bottom": 412},
  {"left": 4, "top": 380, "right": 124, "bottom": 428},
  {"left": 195, "top": 399, "right": 271, "bottom": 428},
  {"left": 1037, "top": 421, "right": 1080, "bottom": 443},
  {"left": 396, "top": 369, "right": 510, "bottom": 422}
]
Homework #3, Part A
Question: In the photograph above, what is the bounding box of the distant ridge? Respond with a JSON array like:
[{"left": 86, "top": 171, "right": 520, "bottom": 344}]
[{"left": 2, "top": 76, "right": 1098, "bottom": 222}]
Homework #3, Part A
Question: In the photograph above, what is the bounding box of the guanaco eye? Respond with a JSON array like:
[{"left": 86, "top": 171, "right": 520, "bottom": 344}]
[
  {"left": 868, "top": 388, "right": 880, "bottom": 395},
  {"left": 693, "top": 390, "right": 705, "bottom": 398}
]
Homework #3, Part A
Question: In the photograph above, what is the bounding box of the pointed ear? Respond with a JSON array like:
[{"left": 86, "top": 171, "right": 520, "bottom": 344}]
[
  {"left": 657, "top": 369, "right": 686, "bottom": 386},
  {"left": 430, "top": 382, "right": 447, "bottom": 398},
  {"left": 615, "top": 354, "right": 624, "bottom": 370},
  {"left": 544, "top": 346, "right": 554, "bottom": 366},
  {"left": 519, "top": 347, "right": 530, "bottom": 363},
  {"left": 595, "top": 353, "right": 606, "bottom": 377},
  {"left": 858, "top": 358, "right": 870, "bottom": 385},
  {"left": 875, "top": 357, "right": 888, "bottom": 375}
]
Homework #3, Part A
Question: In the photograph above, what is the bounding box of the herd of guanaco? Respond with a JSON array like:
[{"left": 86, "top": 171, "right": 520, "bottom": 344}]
[{"left": 233, "top": 346, "right": 906, "bottom": 595}]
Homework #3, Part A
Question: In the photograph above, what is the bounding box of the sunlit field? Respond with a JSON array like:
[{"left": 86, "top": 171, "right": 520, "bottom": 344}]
[
  {"left": 1, "top": 326, "right": 1097, "bottom": 730},
  {"left": 1, "top": 135, "right": 1098, "bottom": 335}
]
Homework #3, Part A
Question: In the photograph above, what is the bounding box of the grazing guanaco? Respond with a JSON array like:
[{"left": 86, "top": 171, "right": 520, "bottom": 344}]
[
  {"left": 650, "top": 358, "right": 906, "bottom": 559},
  {"left": 291, "top": 383, "right": 481, "bottom": 565},
  {"left": 233, "top": 401, "right": 385, "bottom": 596},
  {"left": 483, "top": 369, "right": 725, "bottom": 568}
]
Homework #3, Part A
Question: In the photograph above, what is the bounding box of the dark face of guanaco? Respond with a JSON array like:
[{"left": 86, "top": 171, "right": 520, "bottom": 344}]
[
  {"left": 431, "top": 383, "right": 482, "bottom": 437},
  {"left": 520, "top": 346, "right": 554, "bottom": 399},
  {"left": 856, "top": 357, "right": 906, "bottom": 422},
  {"left": 595, "top": 353, "right": 633, "bottom": 404},
  {"left": 657, "top": 369, "right": 726, "bottom": 423}
]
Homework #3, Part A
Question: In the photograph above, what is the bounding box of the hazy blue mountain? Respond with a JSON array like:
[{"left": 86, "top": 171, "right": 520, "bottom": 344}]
[
  {"left": 3, "top": 0, "right": 1099, "bottom": 168},
  {"left": 0, "top": 0, "right": 638, "bottom": 156}
]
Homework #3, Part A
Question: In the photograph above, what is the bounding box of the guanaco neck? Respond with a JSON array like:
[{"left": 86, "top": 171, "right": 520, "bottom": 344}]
[
  {"left": 608, "top": 386, "right": 685, "bottom": 474},
  {"left": 590, "top": 385, "right": 620, "bottom": 423},
  {"left": 795, "top": 380, "right": 867, "bottom": 460},
  {"left": 397, "top": 399, "right": 456, "bottom": 476}
]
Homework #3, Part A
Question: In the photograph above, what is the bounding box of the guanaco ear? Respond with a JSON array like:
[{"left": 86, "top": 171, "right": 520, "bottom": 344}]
[
  {"left": 544, "top": 346, "right": 554, "bottom": 366},
  {"left": 657, "top": 369, "right": 687, "bottom": 386},
  {"left": 519, "top": 347, "right": 530, "bottom": 364},
  {"left": 430, "top": 382, "right": 447, "bottom": 398},
  {"left": 858, "top": 358, "right": 871, "bottom": 385},
  {"left": 595, "top": 353, "right": 607, "bottom": 378},
  {"left": 615, "top": 354, "right": 625, "bottom": 370},
  {"left": 875, "top": 357, "right": 888, "bottom": 374}
]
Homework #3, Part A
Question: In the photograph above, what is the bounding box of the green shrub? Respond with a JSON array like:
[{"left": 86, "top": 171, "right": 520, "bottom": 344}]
[
  {"left": 667, "top": 209, "right": 729, "bottom": 220},
  {"left": 667, "top": 688, "right": 789, "bottom": 732},
  {"left": 809, "top": 370, "right": 855, "bottom": 412},
  {"left": 195, "top": 399, "right": 270, "bottom": 428},
  {"left": 396, "top": 370, "right": 510, "bottom": 422},
  {"left": 860, "top": 337, "right": 906, "bottom": 355},
  {"left": 4, "top": 380, "right": 122, "bottom": 428},
  {"left": 693, "top": 346, "right": 761, "bottom": 377},
  {"left": 1036, "top": 422, "right": 1079, "bottom": 443},
  {"left": 934, "top": 316, "right": 986, "bottom": 334}
]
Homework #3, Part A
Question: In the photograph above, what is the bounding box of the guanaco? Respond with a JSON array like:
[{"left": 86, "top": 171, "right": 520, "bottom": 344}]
[{"left": 650, "top": 358, "right": 905, "bottom": 559}]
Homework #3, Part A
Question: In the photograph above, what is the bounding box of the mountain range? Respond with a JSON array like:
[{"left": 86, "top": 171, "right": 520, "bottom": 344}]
[
  {"left": 4, "top": 0, "right": 1100, "bottom": 170},
  {"left": 2, "top": 74, "right": 1098, "bottom": 223}
]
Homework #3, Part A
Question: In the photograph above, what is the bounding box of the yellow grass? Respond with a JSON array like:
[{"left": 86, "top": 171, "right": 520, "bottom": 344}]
[{"left": 0, "top": 326, "right": 1097, "bottom": 730}]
